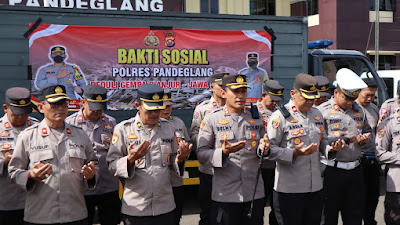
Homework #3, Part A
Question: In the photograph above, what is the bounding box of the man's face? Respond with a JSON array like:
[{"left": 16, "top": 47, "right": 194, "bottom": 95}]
[
  {"left": 211, "top": 83, "right": 223, "bottom": 98},
  {"left": 135, "top": 102, "right": 162, "bottom": 126},
  {"left": 38, "top": 99, "right": 69, "bottom": 124},
  {"left": 247, "top": 59, "right": 258, "bottom": 69},
  {"left": 291, "top": 90, "right": 314, "bottom": 113},
  {"left": 51, "top": 51, "right": 66, "bottom": 64},
  {"left": 313, "top": 96, "right": 328, "bottom": 106},
  {"left": 222, "top": 87, "right": 247, "bottom": 111},
  {"left": 3, "top": 105, "right": 29, "bottom": 127},
  {"left": 161, "top": 105, "right": 172, "bottom": 120},
  {"left": 261, "top": 94, "right": 280, "bottom": 110},
  {"left": 82, "top": 100, "right": 103, "bottom": 121},
  {"left": 357, "top": 87, "right": 377, "bottom": 107},
  {"left": 334, "top": 89, "right": 355, "bottom": 110}
]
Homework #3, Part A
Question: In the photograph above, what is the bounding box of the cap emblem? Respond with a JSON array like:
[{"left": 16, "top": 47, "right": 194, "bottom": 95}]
[
  {"left": 163, "top": 94, "right": 168, "bottom": 100},
  {"left": 96, "top": 95, "right": 103, "bottom": 101},
  {"left": 152, "top": 93, "right": 160, "bottom": 100},
  {"left": 278, "top": 90, "right": 282, "bottom": 94},
  {"left": 310, "top": 86, "right": 316, "bottom": 91},
  {"left": 19, "top": 99, "right": 26, "bottom": 105},
  {"left": 321, "top": 86, "right": 327, "bottom": 91},
  {"left": 352, "top": 90, "right": 361, "bottom": 96},
  {"left": 236, "top": 76, "right": 244, "bottom": 83},
  {"left": 55, "top": 86, "right": 63, "bottom": 94}
]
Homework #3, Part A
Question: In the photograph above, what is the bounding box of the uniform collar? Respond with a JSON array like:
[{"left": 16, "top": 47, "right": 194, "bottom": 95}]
[
  {"left": 134, "top": 112, "right": 161, "bottom": 131},
  {"left": 39, "top": 120, "right": 74, "bottom": 139},
  {"left": 77, "top": 108, "right": 106, "bottom": 126},
  {"left": 223, "top": 105, "right": 247, "bottom": 116},
  {"left": 210, "top": 96, "right": 222, "bottom": 108},
  {"left": 1, "top": 114, "right": 32, "bottom": 130}
]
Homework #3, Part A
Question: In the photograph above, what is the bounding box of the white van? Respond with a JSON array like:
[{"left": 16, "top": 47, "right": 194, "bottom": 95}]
[{"left": 377, "top": 70, "right": 400, "bottom": 99}]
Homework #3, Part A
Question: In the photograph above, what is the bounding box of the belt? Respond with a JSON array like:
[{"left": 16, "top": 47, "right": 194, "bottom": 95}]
[{"left": 320, "top": 158, "right": 360, "bottom": 170}]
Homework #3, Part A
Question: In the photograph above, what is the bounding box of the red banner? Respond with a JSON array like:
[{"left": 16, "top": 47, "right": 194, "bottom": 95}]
[{"left": 29, "top": 24, "right": 272, "bottom": 110}]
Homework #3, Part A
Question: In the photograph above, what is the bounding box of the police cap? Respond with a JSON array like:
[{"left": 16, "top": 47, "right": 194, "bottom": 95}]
[
  {"left": 137, "top": 84, "right": 165, "bottom": 111},
  {"left": 362, "top": 78, "right": 377, "bottom": 88},
  {"left": 222, "top": 74, "right": 250, "bottom": 90},
  {"left": 210, "top": 73, "right": 229, "bottom": 85},
  {"left": 314, "top": 76, "right": 331, "bottom": 97},
  {"left": 247, "top": 53, "right": 258, "bottom": 61},
  {"left": 83, "top": 85, "right": 107, "bottom": 111},
  {"left": 5, "top": 87, "right": 32, "bottom": 115},
  {"left": 38, "top": 85, "right": 70, "bottom": 103},
  {"left": 264, "top": 80, "right": 284, "bottom": 101},
  {"left": 336, "top": 68, "right": 367, "bottom": 100},
  {"left": 51, "top": 46, "right": 66, "bottom": 54},
  {"left": 163, "top": 91, "right": 173, "bottom": 106},
  {"left": 294, "top": 73, "right": 320, "bottom": 99}
]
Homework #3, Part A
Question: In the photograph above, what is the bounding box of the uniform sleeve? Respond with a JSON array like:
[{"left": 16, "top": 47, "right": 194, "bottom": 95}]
[
  {"left": 106, "top": 125, "right": 135, "bottom": 179},
  {"left": 379, "top": 101, "right": 391, "bottom": 120},
  {"left": 196, "top": 115, "right": 227, "bottom": 168},
  {"left": 265, "top": 113, "right": 294, "bottom": 164},
  {"left": 73, "top": 65, "right": 87, "bottom": 90},
  {"left": 376, "top": 119, "right": 400, "bottom": 164},
  {"left": 34, "top": 67, "right": 57, "bottom": 89},
  {"left": 190, "top": 109, "right": 202, "bottom": 144},
  {"left": 319, "top": 118, "right": 335, "bottom": 160},
  {"left": 171, "top": 130, "right": 183, "bottom": 176},
  {"left": 83, "top": 131, "right": 99, "bottom": 189},
  {"left": 8, "top": 133, "right": 33, "bottom": 191}
]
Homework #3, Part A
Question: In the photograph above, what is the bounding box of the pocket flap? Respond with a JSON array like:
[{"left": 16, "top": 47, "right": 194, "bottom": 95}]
[
  {"left": 68, "top": 149, "right": 87, "bottom": 160},
  {"left": 31, "top": 150, "right": 53, "bottom": 162}
]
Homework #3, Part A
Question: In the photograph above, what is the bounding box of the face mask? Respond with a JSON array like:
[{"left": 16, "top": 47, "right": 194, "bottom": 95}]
[
  {"left": 53, "top": 55, "right": 65, "bottom": 63},
  {"left": 248, "top": 61, "right": 257, "bottom": 68}
]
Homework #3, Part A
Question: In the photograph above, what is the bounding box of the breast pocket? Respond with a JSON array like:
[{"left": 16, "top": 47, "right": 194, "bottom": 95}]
[
  {"left": 160, "top": 143, "right": 172, "bottom": 167},
  {"left": 68, "top": 148, "right": 87, "bottom": 173},
  {"left": 245, "top": 130, "right": 261, "bottom": 150},
  {"left": 216, "top": 131, "right": 234, "bottom": 148},
  {"left": 101, "top": 134, "right": 112, "bottom": 149},
  {"left": 0, "top": 142, "right": 14, "bottom": 159},
  {"left": 30, "top": 150, "right": 53, "bottom": 167},
  {"left": 328, "top": 122, "right": 345, "bottom": 131},
  {"left": 288, "top": 128, "right": 307, "bottom": 148}
]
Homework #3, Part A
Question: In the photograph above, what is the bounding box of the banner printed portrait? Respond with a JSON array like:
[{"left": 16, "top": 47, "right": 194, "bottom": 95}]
[{"left": 29, "top": 24, "right": 272, "bottom": 110}]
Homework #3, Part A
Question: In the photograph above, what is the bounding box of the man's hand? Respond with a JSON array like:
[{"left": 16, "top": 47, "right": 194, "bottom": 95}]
[
  {"left": 293, "top": 143, "right": 318, "bottom": 158},
  {"left": 177, "top": 140, "right": 193, "bottom": 163},
  {"left": 74, "top": 86, "right": 83, "bottom": 94},
  {"left": 127, "top": 140, "right": 151, "bottom": 166},
  {"left": 222, "top": 138, "right": 246, "bottom": 156},
  {"left": 4, "top": 154, "right": 12, "bottom": 166},
  {"left": 30, "top": 162, "right": 52, "bottom": 182},
  {"left": 81, "top": 161, "right": 96, "bottom": 180},
  {"left": 356, "top": 133, "right": 371, "bottom": 144},
  {"left": 329, "top": 139, "right": 346, "bottom": 152},
  {"left": 56, "top": 69, "right": 69, "bottom": 79},
  {"left": 259, "top": 134, "right": 270, "bottom": 156}
]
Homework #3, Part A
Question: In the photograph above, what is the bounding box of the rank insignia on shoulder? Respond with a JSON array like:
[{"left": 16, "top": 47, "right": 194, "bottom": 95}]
[
  {"left": 292, "top": 106, "right": 298, "bottom": 113},
  {"left": 0, "top": 131, "right": 10, "bottom": 137},
  {"left": 224, "top": 108, "right": 230, "bottom": 115},
  {"left": 377, "top": 128, "right": 385, "bottom": 138},
  {"left": 137, "top": 122, "right": 142, "bottom": 128},
  {"left": 66, "top": 128, "right": 71, "bottom": 134},
  {"left": 247, "top": 119, "right": 256, "bottom": 124},
  {"left": 112, "top": 133, "right": 119, "bottom": 144},
  {"left": 4, "top": 122, "right": 11, "bottom": 129},
  {"left": 101, "top": 116, "right": 106, "bottom": 122},
  {"left": 218, "top": 119, "right": 229, "bottom": 125},
  {"left": 42, "top": 128, "right": 48, "bottom": 135},
  {"left": 271, "top": 119, "right": 280, "bottom": 129},
  {"left": 27, "top": 120, "right": 32, "bottom": 126},
  {"left": 314, "top": 116, "right": 321, "bottom": 121},
  {"left": 157, "top": 122, "right": 161, "bottom": 127},
  {"left": 289, "top": 118, "right": 298, "bottom": 123},
  {"left": 128, "top": 134, "right": 138, "bottom": 139},
  {"left": 77, "top": 115, "right": 84, "bottom": 122},
  {"left": 1, "top": 144, "right": 11, "bottom": 149}
]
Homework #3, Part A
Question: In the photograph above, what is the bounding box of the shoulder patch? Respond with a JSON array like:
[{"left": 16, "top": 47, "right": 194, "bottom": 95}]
[
  {"left": 271, "top": 119, "right": 280, "bottom": 129},
  {"left": 112, "top": 133, "right": 119, "bottom": 144},
  {"left": 377, "top": 128, "right": 385, "bottom": 138},
  {"left": 193, "top": 111, "right": 200, "bottom": 120}
]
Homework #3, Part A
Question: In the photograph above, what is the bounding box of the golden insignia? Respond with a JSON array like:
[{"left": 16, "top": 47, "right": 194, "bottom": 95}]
[
  {"left": 251, "top": 131, "right": 256, "bottom": 138},
  {"left": 1, "top": 144, "right": 11, "bottom": 149},
  {"left": 128, "top": 134, "right": 138, "bottom": 139},
  {"left": 321, "top": 86, "right": 327, "bottom": 91},
  {"left": 19, "top": 99, "right": 26, "bottom": 105},
  {"left": 236, "top": 76, "right": 244, "bottom": 83},
  {"left": 152, "top": 93, "right": 160, "bottom": 100},
  {"left": 218, "top": 119, "right": 229, "bottom": 125},
  {"left": 55, "top": 86, "right": 63, "bottom": 93},
  {"left": 163, "top": 94, "right": 168, "bottom": 100},
  {"left": 66, "top": 128, "right": 71, "bottom": 134},
  {"left": 96, "top": 95, "right": 103, "bottom": 100},
  {"left": 144, "top": 31, "right": 160, "bottom": 47},
  {"left": 221, "top": 133, "right": 229, "bottom": 139},
  {"left": 310, "top": 86, "right": 316, "bottom": 91},
  {"left": 247, "top": 119, "right": 256, "bottom": 124},
  {"left": 314, "top": 116, "right": 321, "bottom": 121},
  {"left": 251, "top": 140, "right": 257, "bottom": 148},
  {"left": 278, "top": 90, "right": 282, "bottom": 94},
  {"left": 111, "top": 133, "right": 119, "bottom": 145},
  {"left": 352, "top": 90, "right": 361, "bottom": 96},
  {"left": 299, "top": 129, "right": 305, "bottom": 134}
]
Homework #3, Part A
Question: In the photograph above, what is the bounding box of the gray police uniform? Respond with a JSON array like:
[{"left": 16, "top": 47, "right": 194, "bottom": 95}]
[
  {"left": 376, "top": 114, "right": 400, "bottom": 224},
  {"left": 379, "top": 97, "right": 399, "bottom": 120},
  {"left": 66, "top": 110, "right": 119, "bottom": 195},
  {"left": 8, "top": 121, "right": 98, "bottom": 224},
  {"left": 107, "top": 113, "right": 181, "bottom": 218},
  {"left": 35, "top": 63, "right": 87, "bottom": 99},
  {"left": 0, "top": 115, "right": 38, "bottom": 211}
]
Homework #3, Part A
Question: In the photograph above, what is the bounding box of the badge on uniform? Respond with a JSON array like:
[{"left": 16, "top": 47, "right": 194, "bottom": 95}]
[
  {"left": 66, "top": 128, "right": 71, "bottom": 134},
  {"left": 104, "top": 124, "right": 113, "bottom": 130},
  {"left": 357, "top": 122, "right": 363, "bottom": 128},
  {"left": 334, "top": 131, "right": 340, "bottom": 137},
  {"left": 42, "top": 128, "right": 48, "bottom": 135},
  {"left": 329, "top": 110, "right": 338, "bottom": 114},
  {"left": 101, "top": 116, "right": 106, "bottom": 123},
  {"left": 292, "top": 106, "right": 298, "bottom": 113},
  {"left": 200, "top": 120, "right": 205, "bottom": 131},
  {"left": 104, "top": 136, "right": 112, "bottom": 142},
  {"left": 1, "top": 144, "right": 11, "bottom": 149},
  {"left": 380, "top": 108, "right": 388, "bottom": 116},
  {"left": 291, "top": 130, "right": 299, "bottom": 136},
  {"left": 293, "top": 137, "right": 302, "bottom": 145},
  {"left": 224, "top": 108, "right": 230, "bottom": 115},
  {"left": 314, "top": 116, "right": 321, "bottom": 121},
  {"left": 193, "top": 111, "right": 199, "bottom": 120},
  {"left": 333, "top": 124, "right": 339, "bottom": 129},
  {"left": 128, "top": 134, "right": 138, "bottom": 139},
  {"left": 251, "top": 140, "right": 257, "bottom": 148},
  {"left": 251, "top": 131, "right": 256, "bottom": 138},
  {"left": 112, "top": 133, "right": 119, "bottom": 144},
  {"left": 271, "top": 119, "right": 280, "bottom": 129},
  {"left": 77, "top": 115, "right": 84, "bottom": 122},
  {"left": 333, "top": 104, "right": 339, "bottom": 110},
  {"left": 4, "top": 122, "right": 11, "bottom": 129},
  {"left": 299, "top": 129, "right": 305, "bottom": 134},
  {"left": 3, "top": 151, "right": 11, "bottom": 158},
  {"left": 319, "top": 126, "right": 325, "bottom": 132},
  {"left": 289, "top": 118, "right": 298, "bottom": 123},
  {"left": 218, "top": 119, "right": 229, "bottom": 125},
  {"left": 377, "top": 128, "right": 385, "bottom": 138},
  {"left": 0, "top": 131, "right": 10, "bottom": 137},
  {"left": 354, "top": 113, "right": 362, "bottom": 117},
  {"left": 27, "top": 120, "right": 32, "bottom": 126},
  {"left": 247, "top": 119, "right": 256, "bottom": 124},
  {"left": 221, "top": 133, "right": 229, "bottom": 139}
]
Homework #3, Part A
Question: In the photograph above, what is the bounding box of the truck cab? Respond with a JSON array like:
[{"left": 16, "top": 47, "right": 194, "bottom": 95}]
[{"left": 376, "top": 70, "right": 400, "bottom": 99}]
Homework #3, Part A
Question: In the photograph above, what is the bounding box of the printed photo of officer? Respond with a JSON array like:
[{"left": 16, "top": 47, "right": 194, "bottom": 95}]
[
  {"left": 34, "top": 45, "right": 87, "bottom": 99},
  {"left": 238, "top": 52, "right": 269, "bottom": 99}
]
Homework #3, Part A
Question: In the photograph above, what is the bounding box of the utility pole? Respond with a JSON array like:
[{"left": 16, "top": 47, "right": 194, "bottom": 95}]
[{"left": 375, "top": 0, "right": 379, "bottom": 70}]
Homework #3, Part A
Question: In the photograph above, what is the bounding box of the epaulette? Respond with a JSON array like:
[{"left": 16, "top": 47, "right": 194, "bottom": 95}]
[
  {"left": 118, "top": 117, "right": 136, "bottom": 128},
  {"left": 197, "top": 99, "right": 211, "bottom": 107},
  {"left": 209, "top": 107, "right": 223, "bottom": 114},
  {"left": 29, "top": 117, "right": 40, "bottom": 123},
  {"left": 277, "top": 104, "right": 290, "bottom": 118},
  {"left": 25, "top": 123, "right": 40, "bottom": 132}
]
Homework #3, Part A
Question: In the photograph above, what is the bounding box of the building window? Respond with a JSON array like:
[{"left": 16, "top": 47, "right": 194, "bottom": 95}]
[
  {"left": 201, "top": 0, "right": 218, "bottom": 14},
  {"left": 370, "top": 0, "right": 393, "bottom": 11},
  {"left": 308, "top": 0, "right": 318, "bottom": 15},
  {"left": 250, "top": 0, "right": 275, "bottom": 16}
]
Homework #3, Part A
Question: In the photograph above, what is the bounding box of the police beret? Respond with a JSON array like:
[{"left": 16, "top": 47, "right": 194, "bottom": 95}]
[
  {"left": 210, "top": 73, "right": 229, "bottom": 85},
  {"left": 336, "top": 68, "right": 367, "bottom": 100},
  {"left": 137, "top": 84, "right": 165, "bottom": 110},
  {"left": 314, "top": 76, "right": 331, "bottom": 97},
  {"left": 222, "top": 74, "right": 250, "bottom": 90},
  {"left": 38, "top": 85, "right": 70, "bottom": 103},
  {"left": 83, "top": 85, "right": 107, "bottom": 111},
  {"left": 294, "top": 73, "right": 320, "bottom": 100},
  {"left": 5, "top": 87, "right": 32, "bottom": 115},
  {"left": 264, "top": 80, "right": 284, "bottom": 101},
  {"left": 51, "top": 46, "right": 65, "bottom": 53}
]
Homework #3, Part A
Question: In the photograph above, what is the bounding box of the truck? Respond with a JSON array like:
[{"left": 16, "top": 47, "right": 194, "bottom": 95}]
[{"left": 0, "top": 6, "right": 389, "bottom": 185}]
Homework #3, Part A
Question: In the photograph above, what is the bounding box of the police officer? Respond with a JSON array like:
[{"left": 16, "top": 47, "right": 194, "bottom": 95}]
[
  {"left": 191, "top": 73, "right": 228, "bottom": 225},
  {"left": 0, "top": 87, "right": 38, "bottom": 225},
  {"left": 106, "top": 84, "right": 191, "bottom": 225},
  {"left": 8, "top": 85, "right": 98, "bottom": 225},
  {"left": 356, "top": 78, "right": 380, "bottom": 225},
  {"left": 65, "top": 85, "right": 121, "bottom": 225},
  {"left": 34, "top": 46, "right": 87, "bottom": 99},
  {"left": 314, "top": 76, "right": 331, "bottom": 106},
  {"left": 317, "top": 68, "right": 372, "bottom": 225},
  {"left": 160, "top": 91, "right": 191, "bottom": 225},
  {"left": 238, "top": 53, "right": 269, "bottom": 98},
  {"left": 376, "top": 106, "right": 400, "bottom": 225},
  {"left": 266, "top": 73, "right": 344, "bottom": 225},
  {"left": 197, "top": 74, "right": 269, "bottom": 225},
  {"left": 256, "top": 80, "right": 284, "bottom": 225}
]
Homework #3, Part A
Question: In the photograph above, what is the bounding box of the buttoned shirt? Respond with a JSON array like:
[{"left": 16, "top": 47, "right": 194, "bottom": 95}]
[
  {"left": 107, "top": 113, "right": 181, "bottom": 217},
  {"left": 197, "top": 106, "right": 265, "bottom": 202},
  {"left": 267, "top": 100, "right": 330, "bottom": 193},
  {"left": 66, "top": 109, "right": 119, "bottom": 195},
  {"left": 8, "top": 121, "right": 98, "bottom": 224},
  {"left": 317, "top": 98, "right": 371, "bottom": 162},
  {"left": 257, "top": 100, "right": 276, "bottom": 169},
  {"left": 0, "top": 114, "right": 38, "bottom": 211},
  {"left": 191, "top": 96, "right": 222, "bottom": 175}
]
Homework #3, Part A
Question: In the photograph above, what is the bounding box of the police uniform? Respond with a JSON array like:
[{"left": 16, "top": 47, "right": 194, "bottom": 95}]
[
  {"left": 191, "top": 72, "right": 227, "bottom": 225},
  {"left": 197, "top": 74, "right": 266, "bottom": 225},
  {"left": 257, "top": 80, "right": 284, "bottom": 225},
  {"left": 65, "top": 85, "right": 120, "bottom": 225},
  {"left": 0, "top": 87, "right": 38, "bottom": 225},
  {"left": 8, "top": 85, "right": 98, "bottom": 224},
  {"left": 317, "top": 69, "right": 370, "bottom": 225},
  {"left": 376, "top": 113, "right": 400, "bottom": 224},
  {"left": 238, "top": 53, "right": 269, "bottom": 98},
  {"left": 379, "top": 97, "right": 400, "bottom": 120},
  {"left": 267, "top": 74, "right": 329, "bottom": 225},
  {"left": 34, "top": 46, "right": 87, "bottom": 99},
  {"left": 106, "top": 84, "right": 182, "bottom": 225}
]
